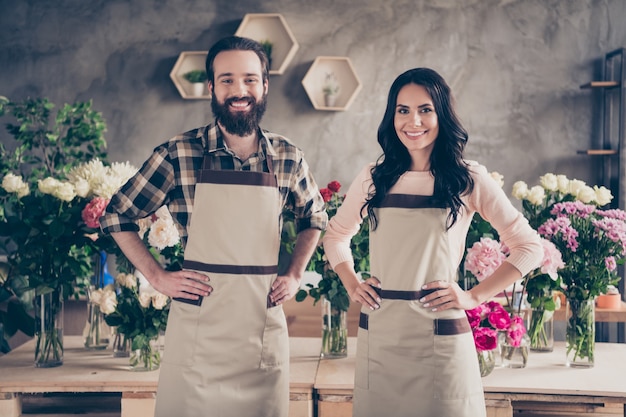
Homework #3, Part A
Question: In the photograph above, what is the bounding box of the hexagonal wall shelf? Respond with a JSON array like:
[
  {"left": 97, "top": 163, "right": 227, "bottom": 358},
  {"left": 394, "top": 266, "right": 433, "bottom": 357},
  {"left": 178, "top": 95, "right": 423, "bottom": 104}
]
[
  {"left": 234, "top": 13, "right": 299, "bottom": 75},
  {"left": 302, "top": 56, "right": 362, "bottom": 111},
  {"left": 170, "top": 51, "right": 210, "bottom": 100}
]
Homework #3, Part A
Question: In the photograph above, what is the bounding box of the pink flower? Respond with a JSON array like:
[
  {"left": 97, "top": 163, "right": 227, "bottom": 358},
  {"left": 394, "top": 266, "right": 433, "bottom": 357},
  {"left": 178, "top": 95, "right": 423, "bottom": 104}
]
[
  {"left": 538, "top": 238, "right": 565, "bottom": 279},
  {"left": 605, "top": 256, "right": 617, "bottom": 272},
  {"left": 464, "top": 237, "right": 508, "bottom": 281},
  {"left": 487, "top": 305, "right": 511, "bottom": 330},
  {"left": 82, "top": 197, "right": 109, "bottom": 229},
  {"left": 506, "top": 315, "right": 527, "bottom": 347},
  {"left": 473, "top": 327, "right": 498, "bottom": 351}
]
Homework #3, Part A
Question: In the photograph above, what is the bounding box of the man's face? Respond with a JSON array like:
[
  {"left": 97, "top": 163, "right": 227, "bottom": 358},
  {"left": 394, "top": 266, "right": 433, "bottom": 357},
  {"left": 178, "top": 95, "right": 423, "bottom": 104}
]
[{"left": 209, "top": 50, "right": 268, "bottom": 136}]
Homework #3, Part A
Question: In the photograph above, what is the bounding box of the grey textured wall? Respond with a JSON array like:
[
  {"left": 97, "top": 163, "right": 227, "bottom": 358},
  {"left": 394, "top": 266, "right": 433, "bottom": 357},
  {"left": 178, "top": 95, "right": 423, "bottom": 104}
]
[{"left": 0, "top": 0, "right": 625, "bottom": 200}]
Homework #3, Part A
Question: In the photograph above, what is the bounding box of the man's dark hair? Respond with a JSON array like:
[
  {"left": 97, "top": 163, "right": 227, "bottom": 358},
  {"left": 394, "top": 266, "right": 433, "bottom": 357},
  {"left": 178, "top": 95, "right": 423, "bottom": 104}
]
[{"left": 205, "top": 36, "right": 270, "bottom": 83}]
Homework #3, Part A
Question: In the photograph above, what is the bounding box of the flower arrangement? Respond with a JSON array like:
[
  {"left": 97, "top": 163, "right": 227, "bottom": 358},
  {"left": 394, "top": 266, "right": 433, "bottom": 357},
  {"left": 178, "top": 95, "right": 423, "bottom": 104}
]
[
  {"left": 538, "top": 201, "right": 626, "bottom": 364},
  {"left": 283, "top": 180, "right": 370, "bottom": 312},
  {"left": 92, "top": 272, "right": 169, "bottom": 371},
  {"left": 512, "top": 173, "right": 612, "bottom": 229}
]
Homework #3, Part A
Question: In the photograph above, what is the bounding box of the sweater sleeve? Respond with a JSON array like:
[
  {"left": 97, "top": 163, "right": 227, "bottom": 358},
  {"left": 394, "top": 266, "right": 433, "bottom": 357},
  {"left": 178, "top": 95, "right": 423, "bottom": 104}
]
[
  {"left": 323, "top": 164, "right": 373, "bottom": 269},
  {"left": 467, "top": 163, "right": 543, "bottom": 276}
]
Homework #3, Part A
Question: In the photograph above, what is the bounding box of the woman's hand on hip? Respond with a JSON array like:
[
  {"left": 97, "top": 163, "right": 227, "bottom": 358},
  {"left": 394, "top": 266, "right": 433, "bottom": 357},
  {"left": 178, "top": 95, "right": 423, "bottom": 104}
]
[
  {"left": 349, "top": 276, "right": 382, "bottom": 311},
  {"left": 419, "top": 280, "right": 478, "bottom": 311}
]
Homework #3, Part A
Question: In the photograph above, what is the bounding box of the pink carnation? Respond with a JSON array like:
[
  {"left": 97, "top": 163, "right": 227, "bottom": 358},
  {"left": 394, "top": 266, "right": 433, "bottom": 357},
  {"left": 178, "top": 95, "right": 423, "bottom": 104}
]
[{"left": 82, "top": 197, "right": 109, "bottom": 229}]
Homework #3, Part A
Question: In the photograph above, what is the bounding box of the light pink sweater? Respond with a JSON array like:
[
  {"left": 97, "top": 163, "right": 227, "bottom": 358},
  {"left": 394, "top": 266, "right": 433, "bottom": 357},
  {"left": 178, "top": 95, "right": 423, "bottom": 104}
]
[{"left": 323, "top": 161, "right": 543, "bottom": 277}]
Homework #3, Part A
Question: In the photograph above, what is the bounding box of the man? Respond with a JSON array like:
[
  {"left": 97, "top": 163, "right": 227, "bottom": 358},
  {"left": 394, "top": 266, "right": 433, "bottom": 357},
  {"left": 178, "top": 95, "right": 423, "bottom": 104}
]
[{"left": 100, "top": 36, "right": 327, "bottom": 417}]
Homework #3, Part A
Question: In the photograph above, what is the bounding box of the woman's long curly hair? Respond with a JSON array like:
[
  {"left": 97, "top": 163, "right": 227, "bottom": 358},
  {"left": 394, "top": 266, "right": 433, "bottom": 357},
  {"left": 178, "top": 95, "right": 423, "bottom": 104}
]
[{"left": 364, "top": 68, "right": 474, "bottom": 230}]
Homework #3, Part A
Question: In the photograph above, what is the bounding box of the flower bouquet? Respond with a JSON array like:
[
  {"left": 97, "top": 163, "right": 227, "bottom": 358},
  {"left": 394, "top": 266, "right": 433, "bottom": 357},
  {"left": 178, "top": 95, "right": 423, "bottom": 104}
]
[{"left": 538, "top": 201, "right": 626, "bottom": 366}]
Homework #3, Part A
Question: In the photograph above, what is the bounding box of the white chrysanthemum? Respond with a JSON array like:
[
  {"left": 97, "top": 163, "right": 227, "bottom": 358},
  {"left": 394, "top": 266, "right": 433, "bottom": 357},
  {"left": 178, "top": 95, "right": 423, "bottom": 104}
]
[
  {"left": 539, "top": 173, "right": 558, "bottom": 191},
  {"left": 489, "top": 171, "right": 504, "bottom": 188},
  {"left": 138, "top": 292, "right": 152, "bottom": 308},
  {"left": 38, "top": 177, "right": 61, "bottom": 195},
  {"left": 511, "top": 181, "right": 529, "bottom": 200},
  {"left": 152, "top": 293, "right": 169, "bottom": 310},
  {"left": 568, "top": 179, "right": 586, "bottom": 197},
  {"left": 53, "top": 181, "right": 76, "bottom": 202},
  {"left": 148, "top": 218, "right": 180, "bottom": 250},
  {"left": 115, "top": 273, "right": 137, "bottom": 289},
  {"left": 577, "top": 185, "right": 596, "bottom": 204},
  {"left": 73, "top": 178, "right": 91, "bottom": 198},
  {"left": 556, "top": 175, "right": 570, "bottom": 194},
  {"left": 594, "top": 185, "right": 613, "bottom": 206},
  {"left": 67, "top": 158, "right": 107, "bottom": 196},
  {"left": 100, "top": 285, "right": 118, "bottom": 314},
  {"left": 527, "top": 185, "right": 545, "bottom": 206},
  {"left": 109, "top": 161, "right": 138, "bottom": 184},
  {"left": 92, "top": 174, "right": 124, "bottom": 199}
]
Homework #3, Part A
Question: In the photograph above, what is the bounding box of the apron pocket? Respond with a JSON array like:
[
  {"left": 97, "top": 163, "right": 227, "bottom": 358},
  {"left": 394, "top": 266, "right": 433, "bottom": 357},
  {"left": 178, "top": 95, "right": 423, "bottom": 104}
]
[
  {"left": 161, "top": 299, "right": 202, "bottom": 367},
  {"left": 259, "top": 304, "right": 288, "bottom": 368},
  {"left": 433, "top": 332, "right": 483, "bottom": 400},
  {"left": 354, "top": 325, "right": 369, "bottom": 390}
]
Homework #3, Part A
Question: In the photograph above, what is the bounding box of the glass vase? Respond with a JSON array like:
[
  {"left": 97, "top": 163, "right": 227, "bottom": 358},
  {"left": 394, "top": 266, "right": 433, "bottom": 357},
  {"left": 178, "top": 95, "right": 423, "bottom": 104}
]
[
  {"left": 320, "top": 296, "right": 348, "bottom": 359},
  {"left": 112, "top": 329, "right": 131, "bottom": 358},
  {"left": 526, "top": 307, "right": 554, "bottom": 352},
  {"left": 565, "top": 298, "right": 595, "bottom": 368},
  {"left": 477, "top": 349, "right": 496, "bottom": 377},
  {"left": 83, "top": 252, "right": 110, "bottom": 349},
  {"left": 129, "top": 335, "right": 161, "bottom": 371},
  {"left": 34, "top": 288, "right": 64, "bottom": 368},
  {"left": 499, "top": 332, "right": 530, "bottom": 368}
]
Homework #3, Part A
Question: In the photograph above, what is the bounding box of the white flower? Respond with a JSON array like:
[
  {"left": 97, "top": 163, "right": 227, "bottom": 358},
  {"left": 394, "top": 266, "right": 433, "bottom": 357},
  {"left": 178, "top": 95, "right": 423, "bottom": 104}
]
[
  {"left": 109, "top": 161, "right": 138, "bottom": 185},
  {"left": 137, "top": 217, "right": 153, "bottom": 240},
  {"left": 568, "top": 179, "right": 586, "bottom": 197},
  {"left": 100, "top": 285, "right": 118, "bottom": 314},
  {"left": 154, "top": 205, "right": 174, "bottom": 222},
  {"left": 489, "top": 171, "right": 504, "bottom": 188},
  {"left": 38, "top": 177, "right": 61, "bottom": 195},
  {"left": 67, "top": 158, "right": 107, "bottom": 196},
  {"left": 556, "top": 175, "right": 570, "bottom": 194},
  {"left": 539, "top": 173, "right": 558, "bottom": 192},
  {"left": 138, "top": 292, "right": 152, "bottom": 308},
  {"left": 576, "top": 185, "right": 596, "bottom": 204},
  {"left": 152, "top": 293, "right": 169, "bottom": 310},
  {"left": 115, "top": 272, "right": 137, "bottom": 289},
  {"left": 594, "top": 185, "right": 613, "bottom": 206},
  {"left": 511, "top": 181, "right": 529, "bottom": 200},
  {"left": 74, "top": 178, "right": 90, "bottom": 198},
  {"left": 53, "top": 181, "right": 76, "bottom": 202},
  {"left": 90, "top": 288, "right": 104, "bottom": 305},
  {"left": 527, "top": 185, "right": 545, "bottom": 206},
  {"left": 148, "top": 217, "right": 180, "bottom": 250},
  {"left": 2, "top": 173, "right": 30, "bottom": 197}
]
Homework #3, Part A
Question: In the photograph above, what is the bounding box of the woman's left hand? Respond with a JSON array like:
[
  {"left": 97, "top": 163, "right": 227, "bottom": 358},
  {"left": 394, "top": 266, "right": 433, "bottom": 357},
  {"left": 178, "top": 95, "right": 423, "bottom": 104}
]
[{"left": 419, "top": 280, "right": 479, "bottom": 311}]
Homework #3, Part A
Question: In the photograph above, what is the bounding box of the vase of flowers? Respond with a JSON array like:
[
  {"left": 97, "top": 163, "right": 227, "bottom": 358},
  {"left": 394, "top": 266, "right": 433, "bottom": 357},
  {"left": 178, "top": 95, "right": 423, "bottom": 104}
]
[
  {"left": 33, "top": 287, "right": 64, "bottom": 368},
  {"left": 538, "top": 200, "right": 626, "bottom": 367},
  {"left": 284, "top": 180, "right": 370, "bottom": 358},
  {"left": 465, "top": 301, "right": 504, "bottom": 377},
  {"left": 477, "top": 348, "right": 497, "bottom": 377},
  {"left": 112, "top": 328, "right": 132, "bottom": 358},
  {"left": 83, "top": 252, "right": 111, "bottom": 350}
]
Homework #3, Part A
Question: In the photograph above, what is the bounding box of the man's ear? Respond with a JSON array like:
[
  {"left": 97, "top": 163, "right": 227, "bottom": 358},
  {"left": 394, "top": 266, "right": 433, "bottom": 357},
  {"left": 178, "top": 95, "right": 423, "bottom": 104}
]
[
  {"left": 208, "top": 81, "right": 213, "bottom": 99},
  {"left": 264, "top": 79, "right": 269, "bottom": 95}
]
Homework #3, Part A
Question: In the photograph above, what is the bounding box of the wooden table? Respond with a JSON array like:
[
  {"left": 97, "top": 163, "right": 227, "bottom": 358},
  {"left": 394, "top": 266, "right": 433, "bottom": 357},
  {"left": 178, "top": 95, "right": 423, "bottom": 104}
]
[
  {"left": 0, "top": 336, "right": 321, "bottom": 417},
  {"left": 553, "top": 301, "right": 626, "bottom": 322},
  {"left": 315, "top": 339, "right": 626, "bottom": 417}
]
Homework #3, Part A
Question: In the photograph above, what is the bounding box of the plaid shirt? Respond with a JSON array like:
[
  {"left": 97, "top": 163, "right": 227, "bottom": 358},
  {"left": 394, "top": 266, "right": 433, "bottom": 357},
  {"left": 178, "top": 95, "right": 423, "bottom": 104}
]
[{"left": 100, "top": 121, "right": 327, "bottom": 246}]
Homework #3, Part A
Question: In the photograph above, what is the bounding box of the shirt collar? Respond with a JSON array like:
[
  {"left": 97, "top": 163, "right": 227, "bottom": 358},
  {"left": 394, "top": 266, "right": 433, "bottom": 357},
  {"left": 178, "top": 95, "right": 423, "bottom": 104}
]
[{"left": 203, "top": 119, "right": 277, "bottom": 158}]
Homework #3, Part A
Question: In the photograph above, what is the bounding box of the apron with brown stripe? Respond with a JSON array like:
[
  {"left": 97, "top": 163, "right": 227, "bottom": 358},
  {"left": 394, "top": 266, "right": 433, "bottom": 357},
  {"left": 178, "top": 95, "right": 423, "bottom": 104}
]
[
  {"left": 354, "top": 194, "right": 486, "bottom": 417},
  {"left": 155, "top": 152, "right": 289, "bottom": 417}
]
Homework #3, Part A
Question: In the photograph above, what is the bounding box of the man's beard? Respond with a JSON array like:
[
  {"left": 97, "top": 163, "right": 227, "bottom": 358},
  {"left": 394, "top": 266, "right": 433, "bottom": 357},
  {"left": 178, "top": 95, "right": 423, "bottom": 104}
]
[{"left": 211, "top": 93, "right": 268, "bottom": 136}]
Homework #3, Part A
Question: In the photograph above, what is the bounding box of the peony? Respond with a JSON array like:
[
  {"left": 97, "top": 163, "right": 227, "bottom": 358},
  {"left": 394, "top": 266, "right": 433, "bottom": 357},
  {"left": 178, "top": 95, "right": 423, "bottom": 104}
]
[
  {"left": 463, "top": 237, "right": 508, "bottom": 281},
  {"left": 473, "top": 327, "right": 498, "bottom": 351},
  {"left": 2, "top": 173, "right": 30, "bottom": 198},
  {"left": 576, "top": 185, "right": 596, "bottom": 204},
  {"left": 152, "top": 293, "right": 169, "bottom": 310},
  {"left": 115, "top": 272, "right": 137, "bottom": 290},
  {"left": 594, "top": 185, "right": 613, "bottom": 206},
  {"left": 539, "top": 173, "right": 558, "bottom": 192},
  {"left": 99, "top": 285, "right": 118, "bottom": 314},
  {"left": 526, "top": 185, "right": 545, "bottom": 206},
  {"left": 138, "top": 292, "right": 152, "bottom": 309},
  {"left": 37, "top": 177, "right": 61, "bottom": 195},
  {"left": 538, "top": 238, "right": 564, "bottom": 280},
  {"left": 148, "top": 217, "right": 180, "bottom": 250},
  {"left": 53, "top": 181, "right": 77, "bottom": 202},
  {"left": 511, "top": 181, "right": 529, "bottom": 200},
  {"left": 82, "top": 197, "right": 110, "bottom": 228}
]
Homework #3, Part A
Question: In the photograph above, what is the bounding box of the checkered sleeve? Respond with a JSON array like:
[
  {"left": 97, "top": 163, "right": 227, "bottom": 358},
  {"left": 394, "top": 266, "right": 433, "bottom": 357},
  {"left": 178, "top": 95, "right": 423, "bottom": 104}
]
[
  {"left": 100, "top": 144, "right": 176, "bottom": 234},
  {"left": 289, "top": 154, "right": 328, "bottom": 232}
]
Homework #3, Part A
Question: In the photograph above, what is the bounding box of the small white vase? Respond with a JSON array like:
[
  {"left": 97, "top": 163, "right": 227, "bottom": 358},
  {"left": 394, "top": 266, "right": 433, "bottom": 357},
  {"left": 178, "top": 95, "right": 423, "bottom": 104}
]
[
  {"left": 324, "top": 94, "right": 338, "bottom": 108},
  {"left": 191, "top": 82, "right": 205, "bottom": 97}
]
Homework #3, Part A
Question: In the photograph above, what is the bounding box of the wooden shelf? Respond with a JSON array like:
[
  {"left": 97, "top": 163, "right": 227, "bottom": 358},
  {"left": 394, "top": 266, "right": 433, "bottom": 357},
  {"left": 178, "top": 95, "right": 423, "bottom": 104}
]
[
  {"left": 580, "top": 81, "right": 620, "bottom": 89},
  {"left": 576, "top": 149, "right": 619, "bottom": 156},
  {"left": 169, "top": 51, "right": 210, "bottom": 100},
  {"left": 301, "top": 56, "right": 362, "bottom": 111},
  {"left": 234, "top": 13, "right": 299, "bottom": 75}
]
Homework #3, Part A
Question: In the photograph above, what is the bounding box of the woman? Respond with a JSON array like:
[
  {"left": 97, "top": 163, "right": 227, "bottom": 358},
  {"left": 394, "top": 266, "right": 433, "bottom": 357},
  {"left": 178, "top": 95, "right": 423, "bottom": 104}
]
[{"left": 323, "top": 68, "right": 543, "bottom": 417}]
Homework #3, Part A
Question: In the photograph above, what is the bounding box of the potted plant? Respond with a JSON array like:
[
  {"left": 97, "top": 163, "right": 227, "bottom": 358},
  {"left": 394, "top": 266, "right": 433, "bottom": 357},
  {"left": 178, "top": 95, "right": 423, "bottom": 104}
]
[
  {"left": 182, "top": 69, "right": 208, "bottom": 97},
  {"left": 322, "top": 72, "right": 340, "bottom": 107},
  {"left": 259, "top": 39, "right": 273, "bottom": 70}
]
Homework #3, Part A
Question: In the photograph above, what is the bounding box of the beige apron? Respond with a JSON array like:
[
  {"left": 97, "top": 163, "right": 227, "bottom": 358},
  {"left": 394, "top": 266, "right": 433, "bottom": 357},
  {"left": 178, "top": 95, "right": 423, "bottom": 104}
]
[
  {"left": 354, "top": 194, "right": 486, "bottom": 417},
  {"left": 155, "top": 152, "right": 289, "bottom": 417}
]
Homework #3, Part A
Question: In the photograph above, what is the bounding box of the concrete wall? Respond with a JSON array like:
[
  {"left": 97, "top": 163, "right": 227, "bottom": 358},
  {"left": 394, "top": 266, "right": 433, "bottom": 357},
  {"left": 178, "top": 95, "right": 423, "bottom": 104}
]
[{"left": 0, "top": 0, "right": 624, "bottom": 197}]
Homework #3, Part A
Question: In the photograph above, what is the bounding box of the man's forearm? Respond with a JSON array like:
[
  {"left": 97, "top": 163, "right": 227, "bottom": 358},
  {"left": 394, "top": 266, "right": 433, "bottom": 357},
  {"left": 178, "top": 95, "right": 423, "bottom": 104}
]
[
  {"left": 285, "top": 228, "right": 321, "bottom": 279},
  {"left": 110, "top": 231, "right": 164, "bottom": 281}
]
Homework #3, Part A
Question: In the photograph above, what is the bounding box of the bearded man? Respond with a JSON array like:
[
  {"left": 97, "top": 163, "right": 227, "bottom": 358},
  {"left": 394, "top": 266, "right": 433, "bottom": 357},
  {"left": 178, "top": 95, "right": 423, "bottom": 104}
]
[{"left": 100, "top": 36, "right": 327, "bottom": 417}]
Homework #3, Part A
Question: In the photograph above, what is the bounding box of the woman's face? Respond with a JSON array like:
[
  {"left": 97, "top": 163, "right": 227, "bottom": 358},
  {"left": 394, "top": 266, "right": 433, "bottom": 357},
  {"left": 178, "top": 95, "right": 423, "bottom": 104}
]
[{"left": 394, "top": 83, "right": 439, "bottom": 167}]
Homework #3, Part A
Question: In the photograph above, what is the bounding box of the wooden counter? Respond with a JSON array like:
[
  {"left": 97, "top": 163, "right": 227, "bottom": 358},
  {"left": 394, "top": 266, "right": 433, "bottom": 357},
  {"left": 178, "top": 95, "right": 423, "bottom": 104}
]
[
  {"left": 0, "top": 336, "right": 321, "bottom": 417},
  {"left": 315, "top": 339, "right": 626, "bottom": 417},
  {"left": 553, "top": 301, "right": 626, "bottom": 322}
]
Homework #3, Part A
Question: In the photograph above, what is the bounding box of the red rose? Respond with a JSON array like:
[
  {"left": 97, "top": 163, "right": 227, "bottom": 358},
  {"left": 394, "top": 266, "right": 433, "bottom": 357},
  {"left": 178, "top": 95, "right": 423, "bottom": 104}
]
[
  {"left": 320, "top": 188, "right": 333, "bottom": 202},
  {"left": 327, "top": 180, "right": 341, "bottom": 193}
]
